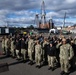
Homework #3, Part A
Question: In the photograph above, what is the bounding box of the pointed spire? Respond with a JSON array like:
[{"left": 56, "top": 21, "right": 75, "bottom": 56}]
[
  {"left": 42, "top": 0, "right": 44, "bottom": 4},
  {"left": 41, "top": 0, "right": 46, "bottom": 15}
]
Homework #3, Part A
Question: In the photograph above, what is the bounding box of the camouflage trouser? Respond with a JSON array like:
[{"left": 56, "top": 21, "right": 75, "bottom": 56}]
[
  {"left": 11, "top": 48, "right": 15, "bottom": 57},
  {"left": 2, "top": 46, "right": 5, "bottom": 54},
  {"left": 5, "top": 47, "right": 7, "bottom": 54},
  {"left": 60, "top": 59, "right": 70, "bottom": 73},
  {"left": 48, "top": 55, "right": 56, "bottom": 67},
  {"left": 28, "top": 49, "right": 33, "bottom": 61},
  {"left": 5, "top": 47, "right": 10, "bottom": 56},
  {"left": 16, "top": 50, "right": 20, "bottom": 59},
  {"left": 21, "top": 49, "right": 27, "bottom": 60},
  {"left": 35, "top": 54, "right": 41, "bottom": 66}
]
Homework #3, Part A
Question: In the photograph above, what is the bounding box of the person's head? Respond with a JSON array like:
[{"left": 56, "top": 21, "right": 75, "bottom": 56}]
[
  {"left": 22, "top": 37, "right": 24, "bottom": 41},
  {"left": 39, "top": 34, "right": 43, "bottom": 37},
  {"left": 44, "top": 37, "right": 48, "bottom": 42},
  {"left": 28, "top": 35, "right": 31, "bottom": 39},
  {"left": 35, "top": 35, "right": 39, "bottom": 40},
  {"left": 36, "top": 40, "right": 40, "bottom": 44},
  {"left": 50, "top": 41, "right": 54, "bottom": 47},
  {"left": 69, "top": 36, "right": 72, "bottom": 38},
  {"left": 57, "top": 39, "right": 62, "bottom": 44},
  {"left": 62, "top": 38, "right": 66, "bottom": 44},
  {"left": 5, "top": 36, "right": 8, "bottom": 39}
]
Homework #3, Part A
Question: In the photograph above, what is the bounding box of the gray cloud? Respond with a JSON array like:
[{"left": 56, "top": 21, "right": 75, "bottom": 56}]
[
  {"left": 0, "top": 0, "right": 76, "bottom": 27},
  {"left": 0, "top": 0, "right": 40, "bottom": 10}
]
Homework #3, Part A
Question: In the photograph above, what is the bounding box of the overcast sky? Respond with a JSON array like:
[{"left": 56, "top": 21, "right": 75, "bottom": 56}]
[{"left": 0, "top": 0, "right": 76, "bottom": 27}]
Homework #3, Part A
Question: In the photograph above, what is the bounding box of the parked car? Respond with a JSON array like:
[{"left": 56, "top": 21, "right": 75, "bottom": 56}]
[{"left": 61, "top": 30, "right": 70, "bottom": 35}]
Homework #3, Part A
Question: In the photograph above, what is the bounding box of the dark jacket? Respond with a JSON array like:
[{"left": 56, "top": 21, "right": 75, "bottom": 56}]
[
  {"left": 47, "top": 46, "right": 56, "bottom": 56},
  {"left": 21, "top": 40, "right": 26, "bottom": 49},
  {"left": 71, "top": 43, "right": 76, "bottom": 56},
  {"left": 16, "top": 40, "right": 21, "bottom": 50}
]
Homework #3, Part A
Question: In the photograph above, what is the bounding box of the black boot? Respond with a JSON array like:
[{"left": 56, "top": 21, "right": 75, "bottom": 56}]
[
  {"left": 28, "top": 61, "right": 31, "bottom": 65},
  {"left": 30, "top": 61, "right": 34, "bottom": 65},
  {"left": 38, "top": 65, "right": 41, "bottom": 69},
  {"left": 36, "top": 65, "right": 38, "bottom": 68},
  {"left": 51, "top": 67, "right": 55, "bottom": 71},
  {"left": 64, "top": 72, "right": 69, "bottom": 75},
  {"left": 23, "top": 60, "right": 27, "bottom": 63},
  {"left": 48, "top": 67, "right": 52, "bottom": 70}
]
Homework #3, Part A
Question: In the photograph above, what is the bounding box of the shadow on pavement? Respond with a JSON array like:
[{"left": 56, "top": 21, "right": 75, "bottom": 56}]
[
  {"left": 8, "top": 59, "right": 29, "bottom": 66},
  {"left": 0, "top": 56, "right": 10, "bottom": 60},
  {"left": 69, "top": 66, "right": 76, "bottom": 74},
  {"left": 8, "top": 60, "right": 23, "bottom": 66},
  {"left": 0, "top": 63, "right": 9, "bottom": 73}
]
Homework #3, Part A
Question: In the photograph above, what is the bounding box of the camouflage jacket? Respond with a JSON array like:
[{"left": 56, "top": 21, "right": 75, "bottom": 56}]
[{"left": 60, "top": 44, "right": 74, "bottom": 60}]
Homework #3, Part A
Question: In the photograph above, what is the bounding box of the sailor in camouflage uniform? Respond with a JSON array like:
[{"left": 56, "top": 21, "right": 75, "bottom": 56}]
[
  {"left": 7, "top": 37, "right": 11, "bottom": 56},
  {"left": 28, "top": 36, "right": 35, "bottom": 65},
  {"left": 35, "top": 40, "right": 42, "bottom": 68},
  {"left": 2, "top": 36, "right": 5, "bottom": 54},
  {"left": 60, "top": 38, "right": 74, "bottom": 75},
  {"left": 42, "top": 38, "right": 49, "bottom": 65},
  {"left": 5, "top": 36, "right": 10, "bottom": 56},
  {"left": 11, "top": 38, "right": 15, "bottom": 58}
]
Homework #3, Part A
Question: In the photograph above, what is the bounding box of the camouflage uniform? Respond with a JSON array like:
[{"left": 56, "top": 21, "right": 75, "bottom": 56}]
[
  {"left": 42, "top": 40, "right": 49, "bottom": 64},
  {"left": 11, "top": 39, "right": 15, "bottom": 57},
  {"left": 7, "top": 38, "right": 11, "bottom": 56},
  {"left": 35, "top": 43, "right": 42, "bottom": 66},
  {"left": 48, "top": 56, "right": 56, "bottom": 68},
  {"left": 2, "top": 37, "right": 5, "bottom": 54},
  {"left": 28, "top": 38, "right": 34, "bottom": 62},
  {"left": 60, "top": 43, "right": 74, "bottom": 74},
  {"left": 5, "top": 37, "right": 8, "bottom": 55}
]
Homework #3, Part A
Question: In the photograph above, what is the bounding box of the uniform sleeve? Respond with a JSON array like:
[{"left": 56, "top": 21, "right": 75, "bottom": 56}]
[
  {"left": 69, "top": 45, "right": 74, "bottom": 60},
  {"left": 40, "top": 46, "right": 43, "bottom": 55},
  {"left": 31, "top": 41, "right": 35, "bottom": 52},
  {"left": 59, "top": 46, "right": 63, "bottom": 58}
]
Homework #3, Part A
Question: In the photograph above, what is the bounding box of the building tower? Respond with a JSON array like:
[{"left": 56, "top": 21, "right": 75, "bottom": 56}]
[
  {"left": 35, "top": 0, "right": 54, "bottom": 29},
  {"left": 35, "top": 13, "right": 39, "bottom": 28},
  {"left": 49, "top": 18, "right": 54, "bottom": 29},
  {"left": 41, "top": 0, "right": 46, "bottom": 28},
  {"left": 63, "top": 12, "right": 66, "bottom": 28}
]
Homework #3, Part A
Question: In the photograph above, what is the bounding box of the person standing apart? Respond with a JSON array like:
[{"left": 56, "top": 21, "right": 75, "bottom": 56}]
[{"left": 60, "top": 39, "right": 74, "bottom": 75}]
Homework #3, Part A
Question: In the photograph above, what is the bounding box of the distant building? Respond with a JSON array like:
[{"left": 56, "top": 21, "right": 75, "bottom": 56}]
[{"left": 35, "top": 0, "right": 54, "bottom": 29}]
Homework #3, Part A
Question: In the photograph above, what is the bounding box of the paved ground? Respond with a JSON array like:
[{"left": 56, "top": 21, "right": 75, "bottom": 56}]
[{"left": 0, "top": 34, "right": 76, "bottom": 75}]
